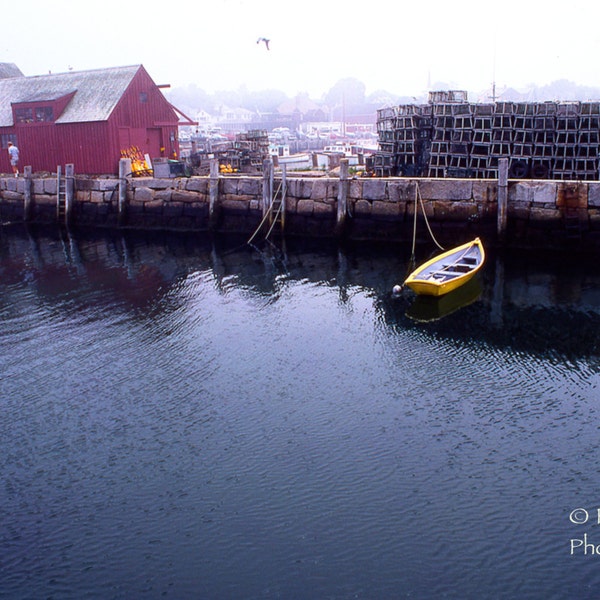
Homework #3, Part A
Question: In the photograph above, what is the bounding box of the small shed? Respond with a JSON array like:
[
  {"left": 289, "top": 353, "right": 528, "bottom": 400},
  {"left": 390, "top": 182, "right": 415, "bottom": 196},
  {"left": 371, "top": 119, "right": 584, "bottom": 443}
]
[{"left": 0, "top": 64, "right": 195, "bottom": 175}]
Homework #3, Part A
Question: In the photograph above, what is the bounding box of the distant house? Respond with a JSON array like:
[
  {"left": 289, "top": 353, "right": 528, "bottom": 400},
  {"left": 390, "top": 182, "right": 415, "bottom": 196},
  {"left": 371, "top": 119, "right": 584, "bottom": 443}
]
[
  {"left": 0, "top": 63, "right": 195, "bottom": 175},
  {"left": 277, "top": 93, "right": 327, "bottom": 122},
  {"left": 214, "top": 104, "right": 255, "bottom": 133},
  {"left": 194, "top": 109, "right": 214, "bottom": 131}
]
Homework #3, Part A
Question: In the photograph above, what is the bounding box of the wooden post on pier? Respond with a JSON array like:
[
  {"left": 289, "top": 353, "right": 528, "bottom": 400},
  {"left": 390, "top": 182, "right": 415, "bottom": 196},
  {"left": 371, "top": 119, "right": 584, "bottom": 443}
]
[
  {"left": 56, "top": 165, "right": 62, "bottom": 221},
  {"left": 262, "top": 158, "right": 274, "bottom": 218},
  {"left": 336, "top": 158, "right": 349, "bottom": 237},
  {"left": 65, "top": 163, "right": 74, "bottom": 225},
  {"left": 280, "top": 163, "right": 287, "bottom": 231},
  {"left": 23, "top": 166, "right": 32, "bottom": 221},
  {"left": 497, "top": 157, "right": 508, "bottom": 243},
  {"left": 118, "top": 158, "right": 129, "bottom": 226},
  {"left": 209, "top": 158, "right": 220, "bottom": 230}
]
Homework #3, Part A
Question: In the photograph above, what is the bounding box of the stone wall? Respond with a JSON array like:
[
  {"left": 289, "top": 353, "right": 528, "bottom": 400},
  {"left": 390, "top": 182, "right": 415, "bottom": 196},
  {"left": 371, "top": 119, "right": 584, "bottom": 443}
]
[{"left": 2, "top": 172, "right": 600, "bottom": 250}]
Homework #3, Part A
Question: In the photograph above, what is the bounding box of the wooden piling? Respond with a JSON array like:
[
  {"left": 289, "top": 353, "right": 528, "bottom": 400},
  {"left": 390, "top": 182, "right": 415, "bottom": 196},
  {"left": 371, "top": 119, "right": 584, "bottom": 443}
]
[
  {"left": 56, "top": 165, "right": 62, "bottom": 221},
  {"left": 23, "top": 166, "right": 32, "bottom": 221},
  {"left": 336, "top": 158, "right": 349, "bottom": 237},
  {"left": 209, "top": 159, "right": 220, "bottom": 230},
  {"left": 262, "top": 158, "right": 274, "bottom": 218},
  {"left": 65, "top": 163, "right": 74, "bottom": 225},
  {"left": 281, "top": 163, "right": 287, "bottom": 231},
  {"left": 497, "top": 157, "right": 508, "bottom": 242},
  {"left": 118, "top": 158, "right": 129, "bottom": 226}
]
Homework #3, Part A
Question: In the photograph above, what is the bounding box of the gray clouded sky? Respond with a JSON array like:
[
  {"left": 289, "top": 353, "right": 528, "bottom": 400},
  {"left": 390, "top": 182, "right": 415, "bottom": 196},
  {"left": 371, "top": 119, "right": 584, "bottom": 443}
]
[{"left": 4, "top": 0, "right": 600, "bottom": 98}]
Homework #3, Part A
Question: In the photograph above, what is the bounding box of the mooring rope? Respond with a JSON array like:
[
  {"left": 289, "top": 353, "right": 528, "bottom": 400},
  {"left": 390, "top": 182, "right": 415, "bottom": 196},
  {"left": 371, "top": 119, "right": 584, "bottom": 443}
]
[
  {"left": 399, "top": 182, "right": 446, "bottom": 289},
  {"left": 247, "top": 207, "right": 272, "bottom": 245},
  {"left": 416, "top": 182, "right": 445, "bottom": 252},
  {"left": 410, "top": 184, "right": 419, "bottom": 261},
  {"left": 247, "top": 180, "right": 283, "bottom": 245},
  {"left": 264, "top": 195, "right": 283, "bottom": 240}
]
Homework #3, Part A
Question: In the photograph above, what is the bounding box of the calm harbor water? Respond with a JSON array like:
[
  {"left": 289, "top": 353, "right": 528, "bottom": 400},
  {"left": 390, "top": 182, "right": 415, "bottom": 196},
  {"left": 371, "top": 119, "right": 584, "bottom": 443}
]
[{"left": 1, "top": 225, "right": 599, "bottom": 600}]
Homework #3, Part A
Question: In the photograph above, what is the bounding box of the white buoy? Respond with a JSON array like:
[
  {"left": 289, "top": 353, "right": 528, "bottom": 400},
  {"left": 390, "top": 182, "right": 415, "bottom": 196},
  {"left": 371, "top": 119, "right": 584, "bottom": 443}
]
[{"left": 392, "top": 284, "right": 403, "bottom": 295}]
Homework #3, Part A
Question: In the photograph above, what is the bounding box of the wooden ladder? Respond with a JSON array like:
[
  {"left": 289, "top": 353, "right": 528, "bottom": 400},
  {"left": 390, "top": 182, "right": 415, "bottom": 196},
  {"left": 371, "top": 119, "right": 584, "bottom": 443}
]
[
  {"left": 57, "top": 165, "right": 67, "bottom": 223},
  {"left": 56, "top": 164, "right": 74, "bottom": 225},
  {"left": 269, "top": 185, "right": 284, "bottom": 234}
]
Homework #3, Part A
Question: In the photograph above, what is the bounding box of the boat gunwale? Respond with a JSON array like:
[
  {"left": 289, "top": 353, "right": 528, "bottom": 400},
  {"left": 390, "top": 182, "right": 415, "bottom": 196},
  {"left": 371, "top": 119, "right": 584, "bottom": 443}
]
[{"left": 403, "top": 238, "right": 485, "bottom": 296}]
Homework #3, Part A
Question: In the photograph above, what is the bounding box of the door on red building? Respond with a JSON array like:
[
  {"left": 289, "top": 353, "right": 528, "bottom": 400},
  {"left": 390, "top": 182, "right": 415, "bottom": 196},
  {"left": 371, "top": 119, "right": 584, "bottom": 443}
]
[{"left": 146, "top": 129, "right": 162, "bottom": 160}]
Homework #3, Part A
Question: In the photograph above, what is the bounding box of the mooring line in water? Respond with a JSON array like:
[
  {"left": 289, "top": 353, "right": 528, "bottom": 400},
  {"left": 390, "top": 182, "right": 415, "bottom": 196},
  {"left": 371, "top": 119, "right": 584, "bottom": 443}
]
[
  {"left": 416, "top": 182, "right": 445, "bottom": 252},
  {"left": 264, "top": 197, "right": 283, "bottom": 240},
  {"left": 395, "top": 183, "right": 445, "bottom": 295},
  {"left": 209, "top": 178, "right": 285, "bottom": 259},
  {"left": 247, "top": 180, "right": 283, "bottom": 246}
]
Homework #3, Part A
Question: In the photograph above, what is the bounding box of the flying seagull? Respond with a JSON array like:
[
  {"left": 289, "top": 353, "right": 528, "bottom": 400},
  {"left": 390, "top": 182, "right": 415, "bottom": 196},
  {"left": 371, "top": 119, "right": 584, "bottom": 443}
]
[{"left": 257, "top": 37, "right": 270, "bottom": 50}]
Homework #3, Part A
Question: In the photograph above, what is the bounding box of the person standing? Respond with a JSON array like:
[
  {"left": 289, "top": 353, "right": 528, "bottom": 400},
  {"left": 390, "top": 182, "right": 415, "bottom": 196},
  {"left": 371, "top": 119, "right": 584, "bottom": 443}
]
[{"left": 7, "top": 141, "right": 19, "bottom": 177}]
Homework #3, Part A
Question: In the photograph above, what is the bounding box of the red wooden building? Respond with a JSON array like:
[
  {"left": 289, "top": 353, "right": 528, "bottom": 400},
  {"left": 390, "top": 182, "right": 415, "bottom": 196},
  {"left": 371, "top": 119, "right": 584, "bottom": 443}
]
[{"left": 0, "top": 63, "right": 194, "bottom": 175}]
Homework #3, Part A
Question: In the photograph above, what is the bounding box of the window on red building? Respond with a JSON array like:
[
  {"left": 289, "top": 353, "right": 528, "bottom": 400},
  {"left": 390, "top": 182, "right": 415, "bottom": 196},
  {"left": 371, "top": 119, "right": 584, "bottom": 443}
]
[
  {"left": 15, "top": 107, "right": 34, "bottom": 123},
  {"left": 14, "top": 105, "right": 54, "bottom": 123},
  {"left": 35, "top": 106, "right": 54, "bottom": 122}
]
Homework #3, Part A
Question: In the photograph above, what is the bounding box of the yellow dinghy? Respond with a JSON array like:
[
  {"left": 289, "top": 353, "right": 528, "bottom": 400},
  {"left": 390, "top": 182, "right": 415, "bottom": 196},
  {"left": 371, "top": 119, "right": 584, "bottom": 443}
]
[{"left": 403, "top": 238, "right": 485, "bottom": 297}]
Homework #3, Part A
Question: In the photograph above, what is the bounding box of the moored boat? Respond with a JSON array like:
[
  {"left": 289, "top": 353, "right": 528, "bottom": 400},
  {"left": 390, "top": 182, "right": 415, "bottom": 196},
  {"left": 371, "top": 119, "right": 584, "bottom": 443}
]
[{"left": 403, "top": 238, "right": 485, "bottom": 297}]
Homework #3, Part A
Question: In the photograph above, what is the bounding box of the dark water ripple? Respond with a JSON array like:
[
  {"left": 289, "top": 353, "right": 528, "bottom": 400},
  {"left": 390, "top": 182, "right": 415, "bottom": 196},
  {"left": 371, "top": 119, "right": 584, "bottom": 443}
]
[{"left": 1, "top": 230, "right": 600, "bottom": 599}]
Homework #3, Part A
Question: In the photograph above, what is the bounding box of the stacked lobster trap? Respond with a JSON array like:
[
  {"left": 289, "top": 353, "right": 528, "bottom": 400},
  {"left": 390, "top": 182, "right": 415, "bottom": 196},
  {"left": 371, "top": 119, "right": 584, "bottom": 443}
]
[{"left": 374, "top": 92, "right": 600, "bottom": 180}]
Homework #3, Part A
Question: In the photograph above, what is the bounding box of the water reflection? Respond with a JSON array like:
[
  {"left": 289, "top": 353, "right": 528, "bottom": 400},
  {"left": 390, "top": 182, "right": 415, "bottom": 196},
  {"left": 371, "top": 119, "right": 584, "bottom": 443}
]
[
  {"left": 405, "top": 277, "right": 483, "bottom": 323},
  {"left": 2, "top": 225, "right": 600, "bottom": 599},
  {"left": 379, "top": 247, "right": 600, "bottom": 364},
  {"left": 1, "top": 225, "right": 599, "bottom": 364}
]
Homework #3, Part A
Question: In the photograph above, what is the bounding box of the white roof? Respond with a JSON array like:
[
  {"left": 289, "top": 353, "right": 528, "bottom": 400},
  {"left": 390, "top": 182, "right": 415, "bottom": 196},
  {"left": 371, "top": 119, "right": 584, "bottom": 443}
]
[{"left": 0, "top": 64, "right": 142, "bottom": 126}]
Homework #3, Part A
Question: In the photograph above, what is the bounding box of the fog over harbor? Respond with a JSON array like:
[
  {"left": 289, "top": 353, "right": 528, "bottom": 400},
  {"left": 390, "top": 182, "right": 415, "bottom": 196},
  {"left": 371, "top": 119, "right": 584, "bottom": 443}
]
[{"left": 4, "top": 0, "right": 600, "bottom": 105}]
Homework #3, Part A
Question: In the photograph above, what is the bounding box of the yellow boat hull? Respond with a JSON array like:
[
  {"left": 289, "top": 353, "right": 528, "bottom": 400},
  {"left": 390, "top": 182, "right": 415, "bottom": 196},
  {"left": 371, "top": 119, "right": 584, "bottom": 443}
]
[{"left": 403, "top": 238, "right": 485, "bottom": 297}]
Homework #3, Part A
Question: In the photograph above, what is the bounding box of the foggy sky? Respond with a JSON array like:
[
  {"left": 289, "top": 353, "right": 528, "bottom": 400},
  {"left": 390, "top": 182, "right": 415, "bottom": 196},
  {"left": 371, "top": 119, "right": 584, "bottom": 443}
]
[{"left": 4, "top": 0, "right": 600, "bottom": 99}]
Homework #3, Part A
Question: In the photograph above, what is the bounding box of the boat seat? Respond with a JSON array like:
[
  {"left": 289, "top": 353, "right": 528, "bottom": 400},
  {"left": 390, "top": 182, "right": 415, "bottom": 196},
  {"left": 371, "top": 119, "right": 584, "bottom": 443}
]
[
  {"left": 430, "top": 269, "right": 462, "bottom": 278},
  {"left": 441, "top": 264, "right": 472, "bottom": 273}
]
